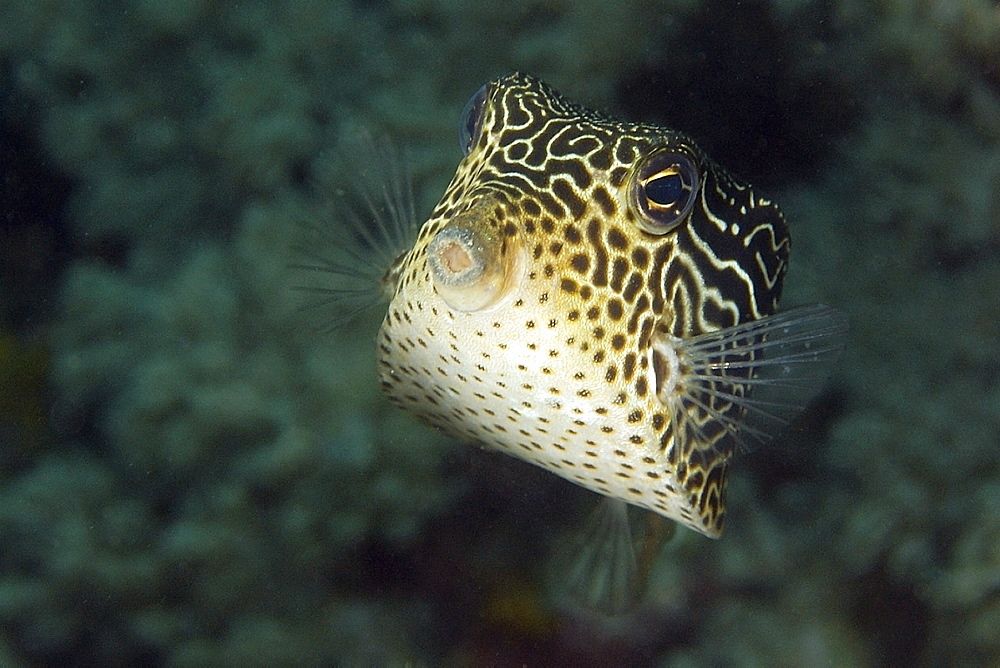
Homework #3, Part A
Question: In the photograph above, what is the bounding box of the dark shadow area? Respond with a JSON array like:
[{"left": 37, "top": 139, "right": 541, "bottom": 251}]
[{"left": 615, "top": 0, "right": 862, "bottom": 188}]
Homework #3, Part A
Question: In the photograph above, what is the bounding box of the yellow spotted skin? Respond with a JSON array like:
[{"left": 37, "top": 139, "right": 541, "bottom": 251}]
[{"left": 377, "top": 73, "right": 789, "bottom": 537}]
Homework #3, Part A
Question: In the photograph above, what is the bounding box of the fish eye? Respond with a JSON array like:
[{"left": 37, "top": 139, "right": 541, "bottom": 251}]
[
  {"left": 630, "top": 151, "right": 699, "bottom": 235},
  {"left": 459, "top": 82, "right": 490, "bottom": 155}
]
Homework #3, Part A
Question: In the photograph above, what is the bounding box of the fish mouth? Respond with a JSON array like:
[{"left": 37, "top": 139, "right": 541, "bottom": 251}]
[{"left": 427, "top": 202, "right": 523, "bottom": 312}]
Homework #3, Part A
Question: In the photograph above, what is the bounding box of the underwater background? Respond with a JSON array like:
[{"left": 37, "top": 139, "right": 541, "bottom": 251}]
[{"left": 1, "top": 0, "right": 998, "bottom": 664}]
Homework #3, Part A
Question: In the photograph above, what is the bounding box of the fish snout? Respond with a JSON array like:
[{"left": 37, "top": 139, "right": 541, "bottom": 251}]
[{"left": 427, "top": 205, "right": 521, "bottom": 311}]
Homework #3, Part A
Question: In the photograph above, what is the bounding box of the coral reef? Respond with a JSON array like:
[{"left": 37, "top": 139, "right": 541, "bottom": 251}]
[{"left": 0, "top": 0, "right": 998, "bottom": 663}]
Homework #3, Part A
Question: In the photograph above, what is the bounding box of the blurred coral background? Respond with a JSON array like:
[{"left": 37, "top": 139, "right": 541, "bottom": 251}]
[{"left": 1, "top": 0, "right": 998, "bottom": 664}]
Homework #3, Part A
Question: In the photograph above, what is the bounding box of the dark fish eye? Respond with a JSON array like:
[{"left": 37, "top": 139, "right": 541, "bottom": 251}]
[
  {"left": 645, "top": 172, "right": 683, "bottom": 205},
  {"left": 630, "top": 150, "right": 699, "bottom": 235},
  {"left": 459, "top": 82, "right": 490, "bottom": 155}
]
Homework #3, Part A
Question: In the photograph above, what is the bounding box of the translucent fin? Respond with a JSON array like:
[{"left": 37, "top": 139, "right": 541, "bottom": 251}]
[
  {"left": 634, "top": 511, "right": 676, "bottom": 595},
  {"left": 664, "top": 303, "right": 848, "bottom": 454},
  {"left": 559, "top": 497, "right": 639, "bottom": 615},
  {"left": 289, "top": 131, "right": 419, "bottom": 331}
]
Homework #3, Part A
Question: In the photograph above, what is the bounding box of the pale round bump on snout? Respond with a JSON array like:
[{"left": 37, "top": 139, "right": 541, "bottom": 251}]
[{"left": 427, "top": 214, "right": 521, "bottom": 312}]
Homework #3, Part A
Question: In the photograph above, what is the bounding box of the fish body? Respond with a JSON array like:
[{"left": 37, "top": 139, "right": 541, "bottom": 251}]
[
  {"left": 371, "top": 73, "right": 845, "bottom": 537},
  {"left": 299, "top": 73, "right": 846, "bottom": 539}
]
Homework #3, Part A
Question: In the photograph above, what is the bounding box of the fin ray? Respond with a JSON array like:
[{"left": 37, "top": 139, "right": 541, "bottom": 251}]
[
  {"left": 674, "top": 304, "right": 848, "bottom": 453},
  {"left": 289, "top": 131, "right": 419, "bottom": 331},
  {"left": 558, "top": 497, "right": 639, "bottom": 615}
]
